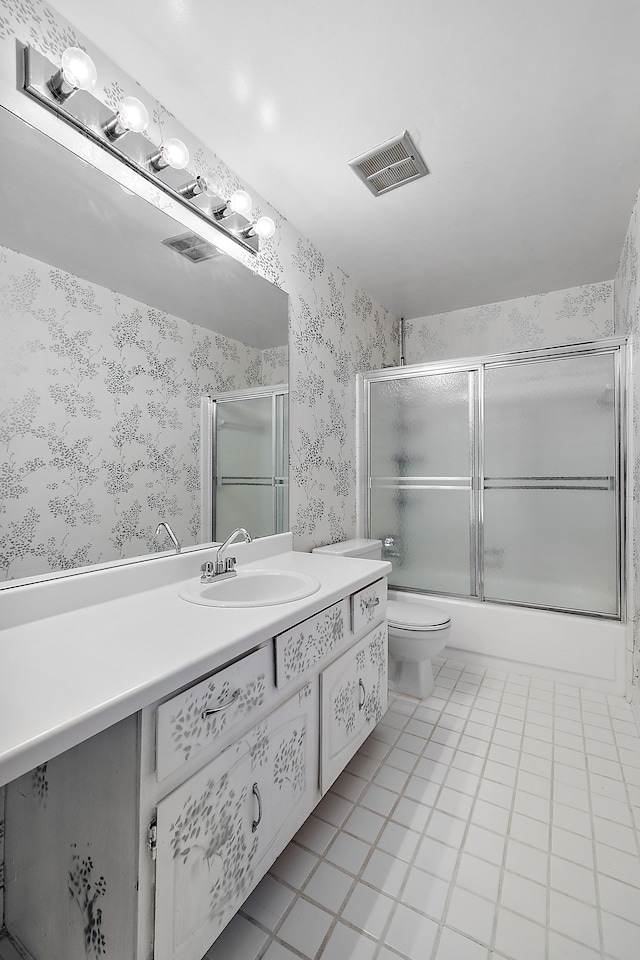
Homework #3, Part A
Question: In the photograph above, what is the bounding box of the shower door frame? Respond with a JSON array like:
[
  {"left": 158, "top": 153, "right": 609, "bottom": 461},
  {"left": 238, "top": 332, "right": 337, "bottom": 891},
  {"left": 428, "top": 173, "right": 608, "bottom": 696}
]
[
  {"left": 200, "top": 383, "right": 289, "bottom": 543},
  {"left": 359, "top": 337, "right": 628, "bottom": 621}
]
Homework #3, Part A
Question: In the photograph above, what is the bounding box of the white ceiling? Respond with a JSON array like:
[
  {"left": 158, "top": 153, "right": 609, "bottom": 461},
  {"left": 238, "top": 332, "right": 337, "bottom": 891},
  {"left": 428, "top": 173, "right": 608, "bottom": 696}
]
[{"left": 51, "top": 0, "right": 640, "bottom": 320}]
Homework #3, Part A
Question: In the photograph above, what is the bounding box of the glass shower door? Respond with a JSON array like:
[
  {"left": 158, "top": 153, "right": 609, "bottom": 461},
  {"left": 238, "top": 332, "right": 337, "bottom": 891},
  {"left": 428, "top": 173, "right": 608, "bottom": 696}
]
[
  {"left": 212, "top": 388, "right": 288, "bottom": 541},
  {"left": 482, "top": 352, "right": 620, "bottom": 615},
  {"left": 368, "top": 370, "right": 477, "bottom": 596}
]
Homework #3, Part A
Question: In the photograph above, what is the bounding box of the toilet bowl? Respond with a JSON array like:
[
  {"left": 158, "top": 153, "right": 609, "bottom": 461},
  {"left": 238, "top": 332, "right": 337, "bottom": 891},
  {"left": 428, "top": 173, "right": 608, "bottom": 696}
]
[
  {"left": 386, "top": 598, "right": 450, "bottom": 698},
  {"left": 312, "top": 539, "right": 451, "bottom": 699}
]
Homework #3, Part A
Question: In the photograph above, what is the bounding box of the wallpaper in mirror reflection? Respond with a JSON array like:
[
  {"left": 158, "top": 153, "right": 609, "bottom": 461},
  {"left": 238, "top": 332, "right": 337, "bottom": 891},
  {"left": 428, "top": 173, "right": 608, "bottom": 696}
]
[{"left": 0, "top": 107, "right": 289, "bottom": 584}]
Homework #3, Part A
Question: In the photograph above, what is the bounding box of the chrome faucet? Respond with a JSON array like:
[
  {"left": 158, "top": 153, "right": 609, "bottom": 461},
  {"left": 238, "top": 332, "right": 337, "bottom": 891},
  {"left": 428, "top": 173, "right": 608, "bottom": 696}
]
[
  {"left": 201, "top": 527, "right": 253, "bottom": 582},
  {"left": 155, "top": 521, "right": 181, "bottom": 554}
]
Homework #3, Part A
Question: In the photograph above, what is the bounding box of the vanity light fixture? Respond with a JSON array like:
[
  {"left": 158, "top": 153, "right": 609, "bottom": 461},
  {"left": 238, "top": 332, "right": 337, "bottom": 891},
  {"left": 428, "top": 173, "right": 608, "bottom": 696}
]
[
  {"left": 103, "top": 96, "right": 149, "bottom": 140},
  {"left": 48, "top": 47, "right": 97, "bottom": 101},
  {"left": 148, "top": 138, "right": 190, "bottom": 172},
  {"left": 21, "top": 44, "right": 276, "bottom": 255},
  {"left": 175, "top": 181, "right": 274, "bottom": 241}
]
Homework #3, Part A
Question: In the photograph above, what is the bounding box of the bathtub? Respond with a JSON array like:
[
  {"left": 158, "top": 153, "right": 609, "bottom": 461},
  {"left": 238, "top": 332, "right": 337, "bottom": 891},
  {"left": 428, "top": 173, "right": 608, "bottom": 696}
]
[{"left": 388, "top": 589, "right": 628, "bottom": 695}]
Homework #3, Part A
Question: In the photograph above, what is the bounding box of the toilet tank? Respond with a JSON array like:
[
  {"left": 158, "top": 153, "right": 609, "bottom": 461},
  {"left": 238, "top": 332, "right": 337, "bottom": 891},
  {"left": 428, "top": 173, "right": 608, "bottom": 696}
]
[{"left": 312, "top": 538, "right": 382, "bottom": 560}]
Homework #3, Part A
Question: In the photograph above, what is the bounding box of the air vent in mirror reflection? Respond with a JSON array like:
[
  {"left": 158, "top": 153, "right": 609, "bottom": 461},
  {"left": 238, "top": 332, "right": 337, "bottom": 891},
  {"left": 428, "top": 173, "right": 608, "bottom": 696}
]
[{"left": 162, "top": 232, "right": 222, "bottom": 263}]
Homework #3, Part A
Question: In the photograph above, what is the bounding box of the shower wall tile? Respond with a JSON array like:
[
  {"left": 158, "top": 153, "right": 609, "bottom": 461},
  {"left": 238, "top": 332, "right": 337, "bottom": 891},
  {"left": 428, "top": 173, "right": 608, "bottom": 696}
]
[
  {"left": 405, "top": 282, "right": 614, "bottom": 365},
  {"left": 0, "top": 0, "right": 398, "bottom": 570},
  {"left": 615, "top": 184, "right": 640, "bottom": 724}
]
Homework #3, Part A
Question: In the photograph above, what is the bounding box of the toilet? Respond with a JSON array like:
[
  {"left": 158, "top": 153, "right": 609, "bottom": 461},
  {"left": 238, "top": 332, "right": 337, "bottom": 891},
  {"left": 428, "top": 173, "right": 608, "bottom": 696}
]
[{"left": 312, "top": 539, "right": 451, "bottom": 699}]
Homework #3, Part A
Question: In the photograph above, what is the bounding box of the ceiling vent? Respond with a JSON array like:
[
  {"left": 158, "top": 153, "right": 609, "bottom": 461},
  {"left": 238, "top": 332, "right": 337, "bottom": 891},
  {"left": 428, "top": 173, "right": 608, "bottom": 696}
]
[
  {"left": 162, "top": 232, "right": 221, "bottom": 263},
  {"left": 349, "top": 130, "right": 429, "bottom": 197}
]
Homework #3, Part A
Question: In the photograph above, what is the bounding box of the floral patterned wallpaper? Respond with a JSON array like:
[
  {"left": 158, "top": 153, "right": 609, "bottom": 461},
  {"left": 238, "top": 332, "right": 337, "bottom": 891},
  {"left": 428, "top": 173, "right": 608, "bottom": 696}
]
[
  {"left": 288, "top": 254, "right": 397, "bottom": 546},
  {"left": 404, "top": 280, "right": 614, "bottom": 364},
  {"left": 0, "top": 243, "right": 287, "bottom": 581},
  {"left": 0, "top": 3, "right": 396, "bottom": 925},
  {"left": 0, "top": 0, "right": 398, "bottom": 577},
  {"left": 615, "top": 184, "right": 640, "bottom": 723}
]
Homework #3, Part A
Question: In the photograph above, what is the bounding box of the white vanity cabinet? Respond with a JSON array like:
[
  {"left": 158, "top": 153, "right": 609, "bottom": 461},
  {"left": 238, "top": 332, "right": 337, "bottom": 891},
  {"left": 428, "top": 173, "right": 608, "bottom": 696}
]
[
  {"left": 320, "top": 621, "right": 388, "bottom": 792},
  {"left": 154, "top": 681, "right": 318, "bottom": 960},
  {"left": 2, "top": 574, "right": 387, "bottom": 960}
]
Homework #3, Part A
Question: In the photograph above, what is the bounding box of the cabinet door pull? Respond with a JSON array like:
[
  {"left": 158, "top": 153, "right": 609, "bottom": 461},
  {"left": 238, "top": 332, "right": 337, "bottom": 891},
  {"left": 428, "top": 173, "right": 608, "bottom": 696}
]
[
  {"left": 364, "top": 597, "right": 380, "bottom": 610},
  {"left": 252, "top": 783, "right": 262, "bottom": 833},
  {"left": 201, "top": 688, "right": 241, "bottom": 719},
  {"left": 358, "top": 678, "right": 366, "bottom": 710}
]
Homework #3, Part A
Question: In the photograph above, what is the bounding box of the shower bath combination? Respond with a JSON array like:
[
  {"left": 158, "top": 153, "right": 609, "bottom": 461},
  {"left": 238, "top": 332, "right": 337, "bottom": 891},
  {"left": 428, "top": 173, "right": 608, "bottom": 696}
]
[{"left": 359, "top": 339, "right": 626, "bottom": 622}]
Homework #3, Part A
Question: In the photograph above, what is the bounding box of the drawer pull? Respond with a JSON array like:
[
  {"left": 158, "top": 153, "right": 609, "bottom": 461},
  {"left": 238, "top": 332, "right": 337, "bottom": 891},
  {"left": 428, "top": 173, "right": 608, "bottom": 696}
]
[
  {"left": 358, "top": 678, "right": 366, "bottom": 710},
  {"left": 364, "top": 597, "right": 380, "bottom": 610},
  {"left": 252, "top": 783, "right": 262, "bottom": 833},
  {"left": 201, "top": 689, "right": 240, "bottom": 719}
]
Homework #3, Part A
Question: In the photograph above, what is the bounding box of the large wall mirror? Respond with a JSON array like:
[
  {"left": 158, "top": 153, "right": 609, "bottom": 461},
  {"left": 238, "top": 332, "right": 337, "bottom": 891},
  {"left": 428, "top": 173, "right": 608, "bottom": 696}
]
[{"left": 0, "top": 104, "right": 289, "bottom": 586}]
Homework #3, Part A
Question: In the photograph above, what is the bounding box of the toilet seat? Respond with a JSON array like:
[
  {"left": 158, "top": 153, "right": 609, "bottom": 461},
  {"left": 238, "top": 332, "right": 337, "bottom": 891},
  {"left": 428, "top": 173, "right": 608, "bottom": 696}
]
[{"left": 387, "top": 599, "right": 451, "bottom": 632}]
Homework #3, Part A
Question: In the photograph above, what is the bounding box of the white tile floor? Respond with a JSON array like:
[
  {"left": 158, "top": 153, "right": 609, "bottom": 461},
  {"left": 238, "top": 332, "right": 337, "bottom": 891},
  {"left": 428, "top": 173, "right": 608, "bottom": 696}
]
[{"left": 204, "top": 657, "right": 640, "bottom": 960}]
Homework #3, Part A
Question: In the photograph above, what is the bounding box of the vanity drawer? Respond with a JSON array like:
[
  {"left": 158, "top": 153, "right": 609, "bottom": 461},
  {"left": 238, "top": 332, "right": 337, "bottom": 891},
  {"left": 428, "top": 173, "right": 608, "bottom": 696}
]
[
  {"left": 156, "top": 643, "right": 274, "bottom": 780},
  {"left": 351, "top": 578, "right": 387, "bottom": 634},
  {"left": 275, "top": 599, "right": 348, "bottom": 689}
]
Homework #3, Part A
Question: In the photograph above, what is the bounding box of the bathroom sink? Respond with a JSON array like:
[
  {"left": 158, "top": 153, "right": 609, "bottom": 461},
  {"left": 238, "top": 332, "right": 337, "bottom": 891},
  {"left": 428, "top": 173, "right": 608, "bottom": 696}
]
[{"left": 178, "top": 569, "right": 321, "bottom": 607}]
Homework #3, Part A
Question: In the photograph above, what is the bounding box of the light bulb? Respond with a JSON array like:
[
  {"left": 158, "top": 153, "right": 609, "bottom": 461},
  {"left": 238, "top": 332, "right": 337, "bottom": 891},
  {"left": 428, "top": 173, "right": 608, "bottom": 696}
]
[
  {"left": 48, "top": 47, "right": 97, "bottom": 101},
  {"left": 161, "top": 139, "right": 190, "bottom": 169},
  {"left": 253, "top": 216, "right": 276, "bottom": 240},
  {"left": 117, "top": 97, "right": 149, "bottom": 133},
  {"left": 61, "top": 47, "right": 97, "bottom": 91},
  {"left": 149, "top": 138, "right": 190, "bottom": 172},
  {"left": 227, "top": 189, "right": 252, "bottom": 217},
  {"left": 103, "top": 96, "right": 149, "bottom": 140},
  {"left": 201, "top": 177, "right": 224, "bottom": 198}
]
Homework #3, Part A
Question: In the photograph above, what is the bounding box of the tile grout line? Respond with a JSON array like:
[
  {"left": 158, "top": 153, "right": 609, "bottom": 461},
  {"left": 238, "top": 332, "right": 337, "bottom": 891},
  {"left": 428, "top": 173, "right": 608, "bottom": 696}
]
[
  {"left": 210, "top": 662, "right": 640, "bottom": 960},
  {"left": 302, "top": 663, "right": 460, "bottom": 960},
  {"left": 484, "top": 667, "right": 529, "bottom": 960},
  {"left": 581, "top": 687, "right": 608, "bottom": 960},
  {"left": 249, "top": 689, "right": 423, "bottom": 960},
  {"left": 338, "top": 682, "right": 444, "bottom": 960},
  {"left": 428, "top": 661, "right": 505, "bottom": 960},
  {"left": 547, "top": 679, "right": 558, "bottom": 960}
]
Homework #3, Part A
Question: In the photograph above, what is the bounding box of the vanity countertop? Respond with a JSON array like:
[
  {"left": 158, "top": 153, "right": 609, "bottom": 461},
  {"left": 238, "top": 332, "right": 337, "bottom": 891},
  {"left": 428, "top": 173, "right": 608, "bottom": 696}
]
[{"left": 0, "top": 534, "right": 390, "bottom": 787}]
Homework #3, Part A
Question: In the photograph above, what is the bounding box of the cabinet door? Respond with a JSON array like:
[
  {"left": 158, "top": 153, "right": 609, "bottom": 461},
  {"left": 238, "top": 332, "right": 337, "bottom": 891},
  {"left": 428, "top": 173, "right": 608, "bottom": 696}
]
[
  {"left": 154, "top": 682, "right": 317, "bottom": 960},
  {"left": 320, "top": 623, "right": 388, "bottom": 793}
]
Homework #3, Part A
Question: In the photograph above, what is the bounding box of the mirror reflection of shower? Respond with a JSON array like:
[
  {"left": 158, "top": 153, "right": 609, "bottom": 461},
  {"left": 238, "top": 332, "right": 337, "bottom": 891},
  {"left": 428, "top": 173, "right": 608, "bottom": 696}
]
[{"left": 201, "top": 385, "right": 288, "bottom": 542}]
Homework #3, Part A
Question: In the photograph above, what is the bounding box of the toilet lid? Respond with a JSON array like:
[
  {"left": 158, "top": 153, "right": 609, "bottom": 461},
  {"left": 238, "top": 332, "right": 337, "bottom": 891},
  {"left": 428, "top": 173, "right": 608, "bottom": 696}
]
[{"left": 387, "top": 599, "right": 451, "bottom": 630}]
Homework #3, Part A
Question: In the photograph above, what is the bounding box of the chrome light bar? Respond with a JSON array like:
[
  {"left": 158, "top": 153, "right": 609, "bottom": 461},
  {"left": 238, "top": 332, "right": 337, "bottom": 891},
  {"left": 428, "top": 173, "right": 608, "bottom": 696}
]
[{"left": 21, "top": 45, "right": 274, "bottom": 256}]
